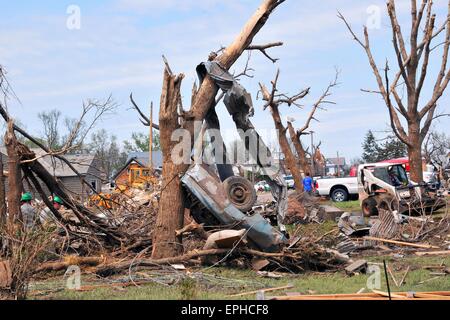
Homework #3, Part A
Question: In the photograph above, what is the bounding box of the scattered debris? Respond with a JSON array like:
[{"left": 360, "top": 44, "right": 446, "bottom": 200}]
[{"left": 345, "top": 260, "right": 368, "bottom": 275}]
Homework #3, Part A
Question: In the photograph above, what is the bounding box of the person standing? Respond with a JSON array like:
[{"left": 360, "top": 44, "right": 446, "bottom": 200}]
[
  {"left": 302, "top": 172, "right": 315, "bottom": 195},
  {"left": 20, "top": 192, "right": 37, "bottom": 230},
  {"left": 40, "top": 196, "right": 63, "bottom": 226}
]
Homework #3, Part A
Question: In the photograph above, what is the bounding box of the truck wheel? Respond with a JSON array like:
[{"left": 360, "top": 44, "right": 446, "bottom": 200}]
[
  {"left": 224, "top": 176, "right": 257, "bottom": 212},
  {"left": 331, "top": 188, "right": 349, "bottom": 202},
  {"left": 362, "top": 198, "right": 378, "bottom": 217}
]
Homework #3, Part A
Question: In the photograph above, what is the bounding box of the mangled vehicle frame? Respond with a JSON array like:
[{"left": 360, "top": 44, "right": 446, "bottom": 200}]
[{"left": 182, "top": 61, "right": 288, "bottom": 253}]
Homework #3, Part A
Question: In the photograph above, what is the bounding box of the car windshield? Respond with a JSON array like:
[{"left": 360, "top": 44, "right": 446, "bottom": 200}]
[{"left": 374, "top": 165, "right": 409, "bottom": 187}]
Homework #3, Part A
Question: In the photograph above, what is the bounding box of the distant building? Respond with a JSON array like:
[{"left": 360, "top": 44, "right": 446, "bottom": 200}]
[
  {"left": 0, "top": 147, "right": 102, "bottom": 201},
  {"left": 325, "top": 157, "right": 347, "bottom": 176}
]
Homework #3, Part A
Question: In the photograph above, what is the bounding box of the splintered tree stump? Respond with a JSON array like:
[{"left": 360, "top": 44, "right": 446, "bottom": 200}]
[
  {"left": 4, "top": 121, "right": 22, "bottom": 227},
  {"left": 151, "top": 68, "right": 185, "bottom": 260}
]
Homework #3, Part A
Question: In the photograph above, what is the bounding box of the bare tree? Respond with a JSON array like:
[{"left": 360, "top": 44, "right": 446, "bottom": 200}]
[
  {"left": 89, "top": 129, "right": 126, "bottom": 180},
  {"left": 23, "top": 97, "right": 117, "bottom": 164},
  {"left": 287, "top": 72, "right": 339, "bottom": 176},
  {"left": 37, "top": 110, "right": 62, "bottom": 150},
  {"left": 423, "top": 131, "right": 450, "bottom": 170},
  {"left": 339, "top": 1, "right": 450, "bottom": 182},
  {"left": 260, "top": 70, "right": 310, "bottom": 192},
  {"left": 260, "top": 70, "right": 337, "bottom": 191}
]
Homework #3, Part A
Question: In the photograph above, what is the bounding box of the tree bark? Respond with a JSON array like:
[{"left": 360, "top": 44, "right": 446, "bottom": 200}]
[
  {"left": 287, "top": 122, "right": 310, "bottom": 176},
  {"left": 0, "top": 152, "right": 6, "bottom": 228},
  {"left": 151, "top": 69, "right": 186, "bottom": 259},
  {"left": 4, "top": 121, "right": 21, "bottom": 228},
  {"left": 269, "top": 105, "right": 304, "bottom": 193},
  {"left": 408, "top": 123, "right": 423, "bottom": 183}
]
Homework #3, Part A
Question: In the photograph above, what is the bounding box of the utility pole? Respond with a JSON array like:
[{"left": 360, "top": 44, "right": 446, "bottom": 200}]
[
  {"left": 149, "top": 102, "right": 153, "bottom": 172},
  {"left": 337, "top": 151, "right": 340, "bottom": 177},
  {"left": 310, "top": 131, "right": 315, "bottom": 176}
]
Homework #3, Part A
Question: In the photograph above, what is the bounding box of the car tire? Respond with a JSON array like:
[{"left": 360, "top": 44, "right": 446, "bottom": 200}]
[
  {"left": 331, "top": 188, "right": 349, "bottom": 202},
  {"left": 362, "top": 197, "right": 378, "bottom": 217},
  {"left": 223, "top": 176, "right": 257, "bottom": 212}
]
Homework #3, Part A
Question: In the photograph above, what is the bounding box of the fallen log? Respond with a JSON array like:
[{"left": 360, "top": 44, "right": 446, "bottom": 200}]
[
  {"left": 95, "top": 249, "right": 230, "bottom": 275},
  {"left": 36, "top": 256, "right": 105, "bottom": 273}
]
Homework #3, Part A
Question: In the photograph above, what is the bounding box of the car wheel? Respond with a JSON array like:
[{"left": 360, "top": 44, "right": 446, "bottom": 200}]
[
  {"left": 331, "top": 188, "right": 349, "bottom": 202},
  {"left": 224, "top": 176, "right": 257, "bottom": 212}
]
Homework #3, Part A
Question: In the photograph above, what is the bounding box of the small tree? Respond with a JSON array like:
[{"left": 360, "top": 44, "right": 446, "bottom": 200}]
[
  {"left": 89, "top": 129, "right": 127, "bottom": 180},
  {"left": 378, "top": 134, "right": 407, "bottom": 160},
  {"left": 362, "top": 130, "right": 380, "bottom": 163},
  {"left": 123, "top": 131, "right": 160, "bottom": 153}
]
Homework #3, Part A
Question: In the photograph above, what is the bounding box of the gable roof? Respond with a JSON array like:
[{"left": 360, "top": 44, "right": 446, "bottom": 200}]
[
  {"left": 30, "top": 149, "right": 96, "bottom": 177},
  {"left": 113, "top": 151, "right": 163, "bottom": 181},
  {"left": 126, "top": 151, "right": 163, "bottom": 169}
]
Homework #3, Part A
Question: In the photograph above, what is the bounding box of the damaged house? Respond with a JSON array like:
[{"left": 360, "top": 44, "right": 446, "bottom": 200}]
[
  {"left": 113, "top": 151, "right": 162, "bottom": 189},
  {"left": 0, "top": 147, "right": 102, "bottom": 201}
]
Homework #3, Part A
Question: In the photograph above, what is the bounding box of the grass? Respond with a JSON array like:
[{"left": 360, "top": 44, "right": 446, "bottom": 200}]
[
  {"left": 332, "top": 200, "right": 361, "bottom": 212},
  {"left": 28, "top": 254, "right": 450, "bottom": 300}
]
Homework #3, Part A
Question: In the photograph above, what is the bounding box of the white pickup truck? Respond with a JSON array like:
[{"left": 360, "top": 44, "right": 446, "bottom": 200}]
[{"left": 315, "top": 176, "right": 359, "bottom": 202}]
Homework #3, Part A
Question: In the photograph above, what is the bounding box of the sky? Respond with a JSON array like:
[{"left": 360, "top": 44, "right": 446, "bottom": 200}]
[{"left": 0, "top": 0, "right": 449, "bottom": 162}]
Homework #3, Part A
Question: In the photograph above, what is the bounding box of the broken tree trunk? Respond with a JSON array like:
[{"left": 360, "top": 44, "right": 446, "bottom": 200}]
[
  {"left": 287, "top": 121, "right": 310, "bottom": 176},
  {"left": 151, "top": 68, "right": 186, "bottom": 260},
  {"left": 4, "top": 121, "right": 22, "bottom": 227},
  {"left": 0, "top": 152, "right": 6, "bottom": 228}
]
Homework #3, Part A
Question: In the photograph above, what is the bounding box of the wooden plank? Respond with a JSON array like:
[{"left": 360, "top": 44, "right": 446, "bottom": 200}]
[
  {"left": 372, "top": 290, "right": 407, "bottom": 299},
  {"left": 364, "top": 236, "right": 439, "bottom": 249},
  {"left": 271, "top": 291, "right": 450, "bottom": 300},
  {"left": 227, "top": 285, "right": 294, "bottom": 298},
  {"left": 415, "top": 251, "right": 450, "bottom": 257},
  {"left": 399, "top": 266, "right": 410, "bottom": 287},
  {"left": 386, "top": 264, "right": 399, "bottom": 287}
]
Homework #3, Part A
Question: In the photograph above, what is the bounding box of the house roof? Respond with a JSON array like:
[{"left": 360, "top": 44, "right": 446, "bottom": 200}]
[
  {"left": 112, "top": 151, "right": 163, "bottom": 181},
  {"left": 1, "top": 147, "right": 97, "bottom": 177},
  {"left": 31, "top": 149, "right": 96, "bottom": 177},
  {"left": 126, "top": 151, "right": 163, "bottom": 169}
]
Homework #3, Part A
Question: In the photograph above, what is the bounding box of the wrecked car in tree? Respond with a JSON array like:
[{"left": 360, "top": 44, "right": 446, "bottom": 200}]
[{"left": 181, "top": 60, "right": 289, "bottom": 253}]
